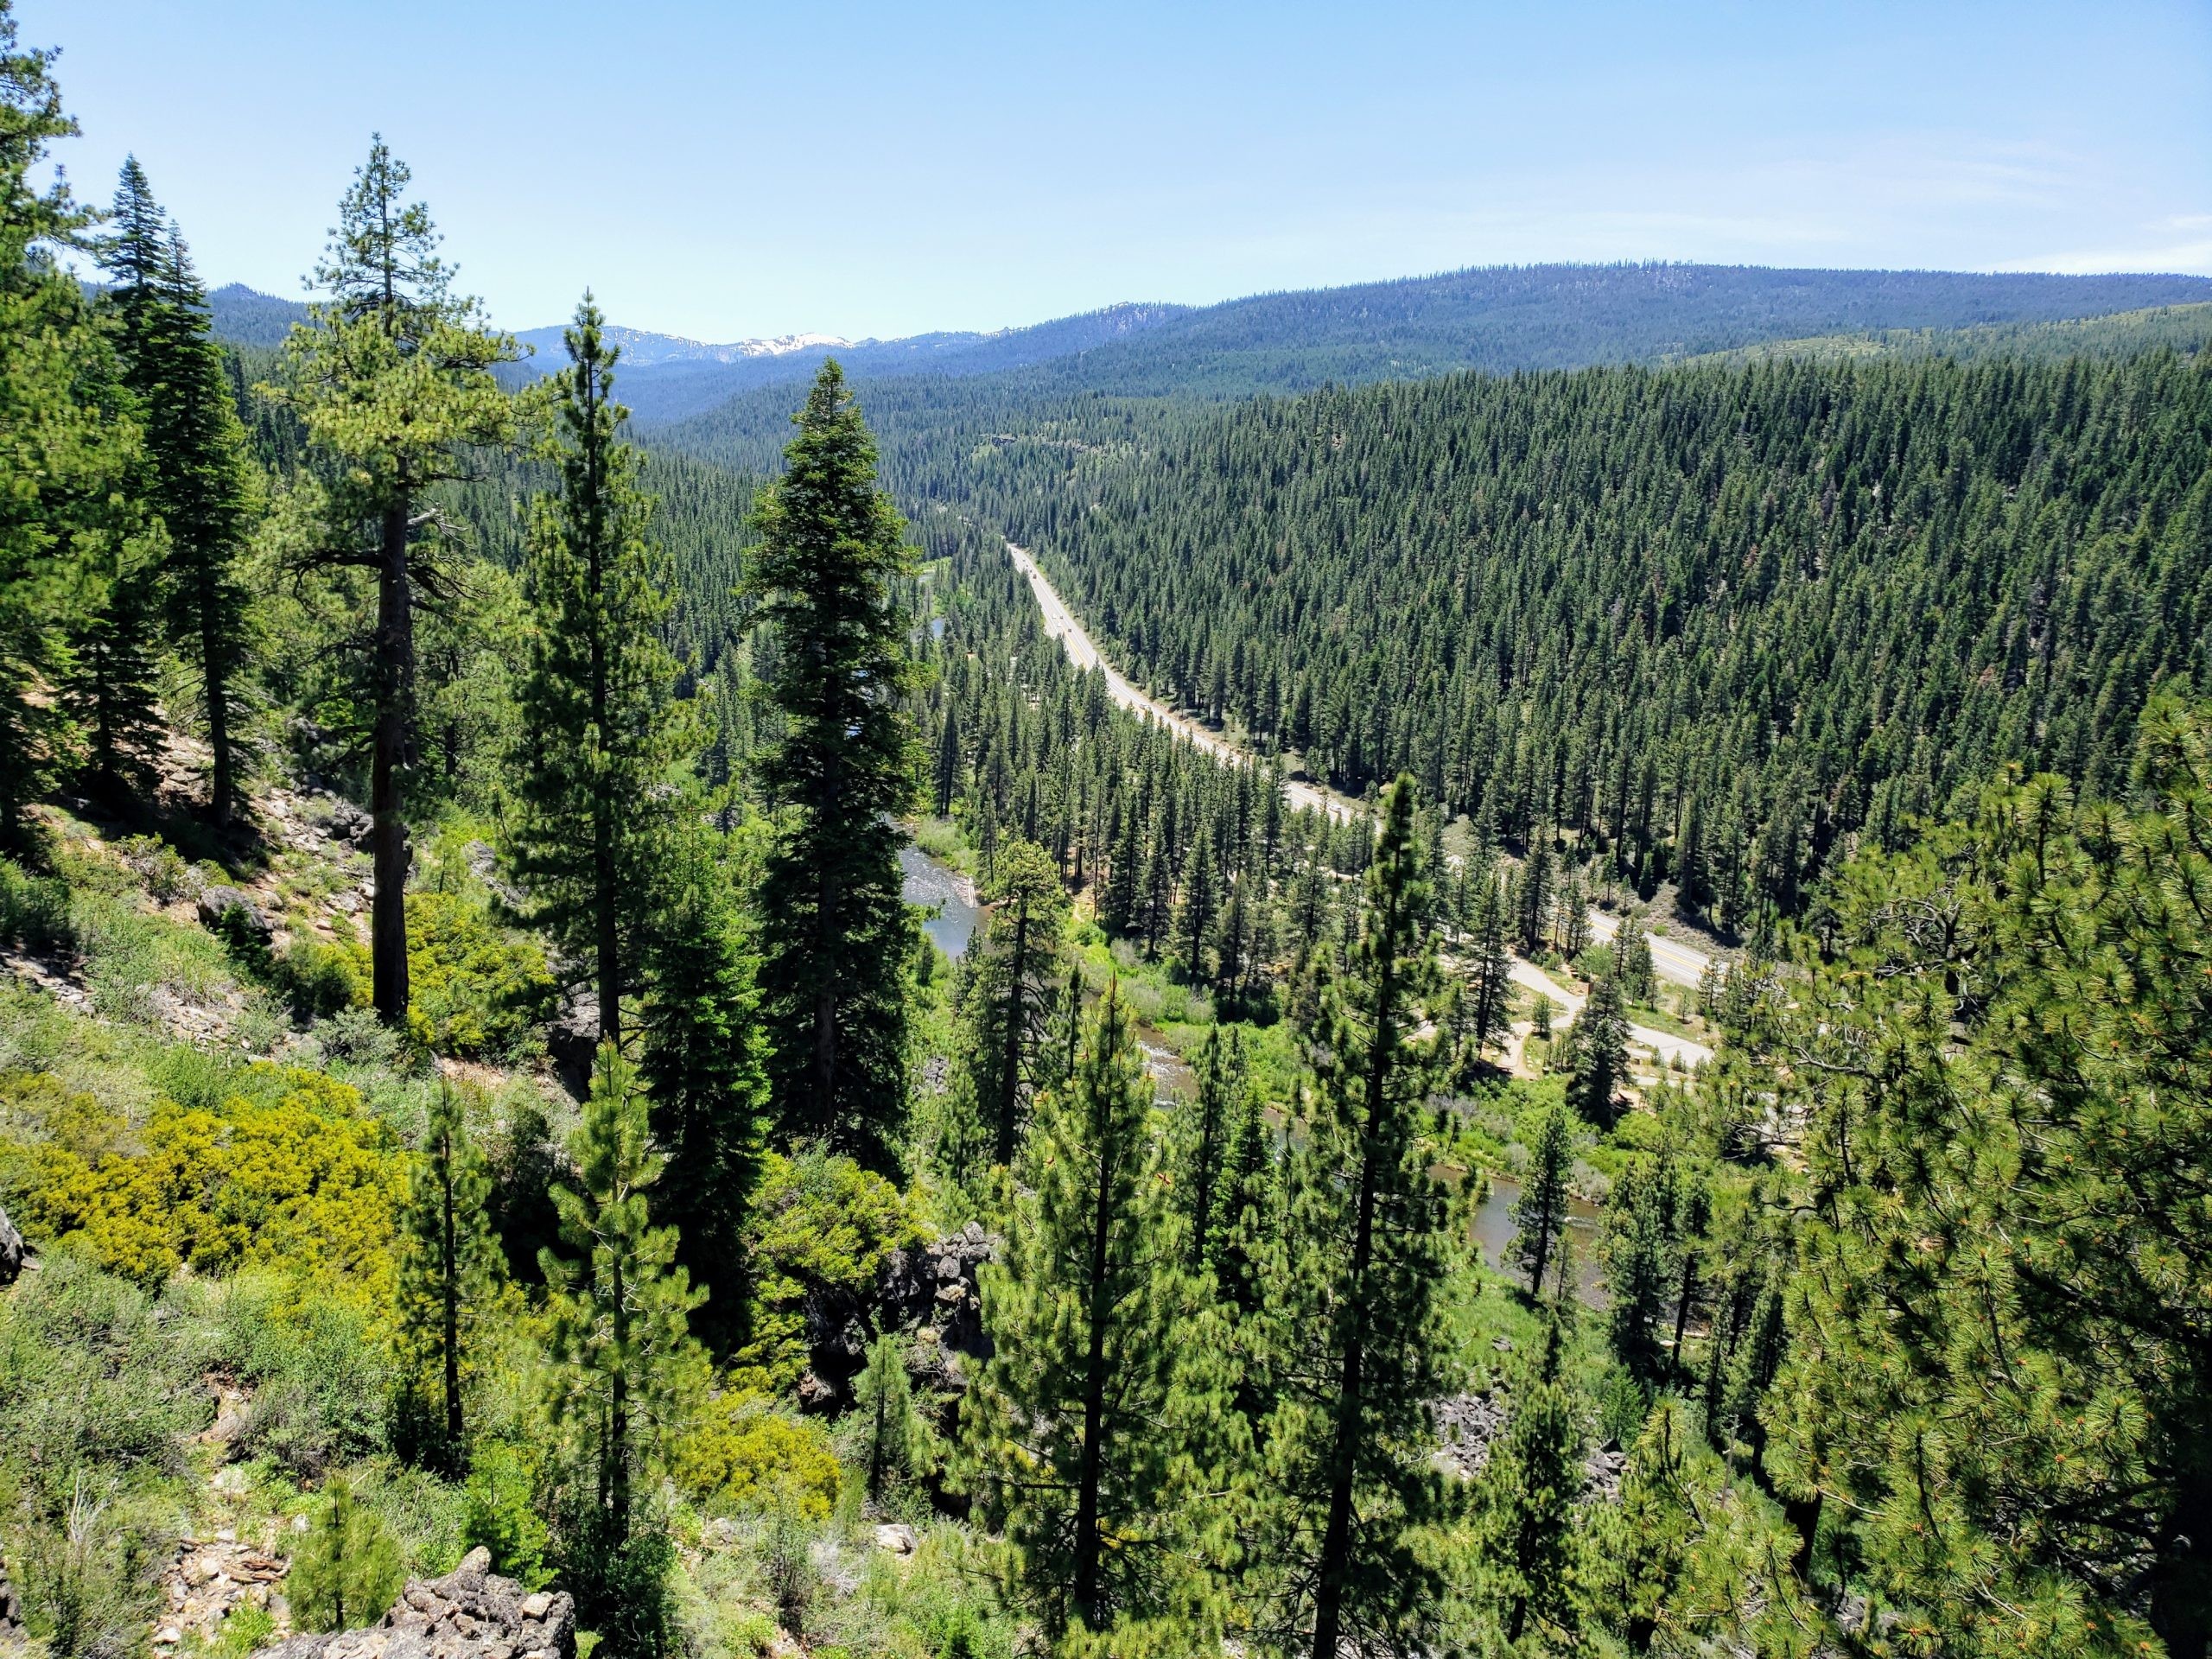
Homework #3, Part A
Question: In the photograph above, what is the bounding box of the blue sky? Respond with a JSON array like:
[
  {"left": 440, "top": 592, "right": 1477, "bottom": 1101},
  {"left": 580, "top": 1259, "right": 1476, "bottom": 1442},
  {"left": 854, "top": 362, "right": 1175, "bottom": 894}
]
[{"left": 20, "top": 0, "right": 2210, "bottom": 342}]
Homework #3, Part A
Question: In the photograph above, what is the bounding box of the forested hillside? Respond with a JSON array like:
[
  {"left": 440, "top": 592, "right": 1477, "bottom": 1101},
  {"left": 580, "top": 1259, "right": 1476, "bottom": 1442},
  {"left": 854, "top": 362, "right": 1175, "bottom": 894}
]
[
  {"left": 3, "top": 6, "right": 2212, "bottom": 1659},
  {"left": 908, "top": 352, "right": 2212, "bottom": 937}
]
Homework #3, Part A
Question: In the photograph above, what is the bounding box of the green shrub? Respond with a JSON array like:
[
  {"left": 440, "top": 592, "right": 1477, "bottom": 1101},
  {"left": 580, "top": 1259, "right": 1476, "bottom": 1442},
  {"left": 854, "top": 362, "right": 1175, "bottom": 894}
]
[
  {"left": 210, "top": 1276, "right": 393, "bottom": 1478},
  {"left": 404, "top": 892, "right": 555, "bottom": 1058},
  {"left": 462, "top": 1442, "right": 551, "bottom": 1590},
  {"left": 276, "top": 937, "right": 368, "bottom": 1022},
  {"left": 0, "top": 856, "right": 73, "bottom": 953},
  {"left": 15, "top": 1066, "right": 402, "bottom": 1290},
  {"left": 737, "top": 1151, "right": 918, "bottom": 1393}
]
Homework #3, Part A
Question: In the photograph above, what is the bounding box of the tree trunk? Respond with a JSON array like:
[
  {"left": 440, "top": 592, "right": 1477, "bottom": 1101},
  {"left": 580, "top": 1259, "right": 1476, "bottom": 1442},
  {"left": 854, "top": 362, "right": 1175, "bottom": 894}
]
[
  {"left": 371, "top": 501, "right": 414, "bottom": 1026},
  {"left": 201, "top": 582, "right": 232, "bottom": 828},
  {"left": 610, "top": 1255, "right": 630, "bottom": 1545},
  {"left": 1071, "top": 1116, "right": 1116, "bottom": 1631},
  {"left": 441, "top": 1135, "right": 462, "bottom": 1453},
  {"left": 1312, "top": 941, "right": 1400, "bottom": 1657},
  {"left": 993, "top": 899, "right": 1030, "bottom": 1166}
]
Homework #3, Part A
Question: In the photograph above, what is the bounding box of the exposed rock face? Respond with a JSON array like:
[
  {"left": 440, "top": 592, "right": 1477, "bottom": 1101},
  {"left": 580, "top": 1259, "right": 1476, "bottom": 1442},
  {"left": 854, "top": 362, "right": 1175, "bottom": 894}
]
[
  {"left": 255, "top": 1548, "right": 573, "bottom": 1659},
  {"left": 198, "top": 886, "right": 273, "bottom": 943},
  {"left": 0, "top": 1203, "right": 24, "bottom": 1286},
  {"left": 1435, "top": 1389, "right": 1629, "bottom": 1502},
  {"left": 1, "top": 1545, "right": 23, "bottom": 1634},
  {"left": 790, "top": 1221, "right": 998, "bottom": 1412},
  {"left": 545, "top": 986, "right": 601, "bottom": 1097},
  {"left": 326, "top": 801, "right": 372, "bottom": 847}
]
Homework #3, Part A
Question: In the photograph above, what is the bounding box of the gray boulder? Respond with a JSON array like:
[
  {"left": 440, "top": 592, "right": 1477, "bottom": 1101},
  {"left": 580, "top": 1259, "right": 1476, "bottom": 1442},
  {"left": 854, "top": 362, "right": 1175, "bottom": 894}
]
[
  {"left": 197, "top": 886, "right": 272, "bottom": 943},
  {"left": 253, "top": 1548, "right": 573, "bottom": 1659},
  {"left": 327, "top": 801, "right": 372, "bottom": 846},
  {"left": 0, "top": 1203, "right": 23, "bottom": 1287}
]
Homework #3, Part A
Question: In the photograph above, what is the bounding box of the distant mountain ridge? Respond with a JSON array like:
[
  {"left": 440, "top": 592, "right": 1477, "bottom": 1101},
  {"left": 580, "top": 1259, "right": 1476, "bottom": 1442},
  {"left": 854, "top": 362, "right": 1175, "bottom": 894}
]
[{"left": 208, "top": 264, "right": 2212, "bottom": 429}]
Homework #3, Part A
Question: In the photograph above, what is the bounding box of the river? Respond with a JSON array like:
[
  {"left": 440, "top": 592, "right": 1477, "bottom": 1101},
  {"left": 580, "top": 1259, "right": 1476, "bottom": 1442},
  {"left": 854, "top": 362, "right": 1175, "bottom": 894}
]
[{"left": 900, "top": 843, "right": 981, "bottom": 958}]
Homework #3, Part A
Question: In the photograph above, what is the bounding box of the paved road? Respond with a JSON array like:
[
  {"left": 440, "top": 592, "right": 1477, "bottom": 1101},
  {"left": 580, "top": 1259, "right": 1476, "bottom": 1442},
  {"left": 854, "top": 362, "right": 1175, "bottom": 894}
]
[
  {"left": 1507, "top": 958, "right": 1715, "bottom": 1071},
  {"left": 1583, "top": 908, "right": 1713, "bottom": 989},
  {"left": 1008, "top": 543, "right": 1357, "bottom": 824},
  {"left": 1006, "top": 538, "right": 1718, "bottom": 1007}
]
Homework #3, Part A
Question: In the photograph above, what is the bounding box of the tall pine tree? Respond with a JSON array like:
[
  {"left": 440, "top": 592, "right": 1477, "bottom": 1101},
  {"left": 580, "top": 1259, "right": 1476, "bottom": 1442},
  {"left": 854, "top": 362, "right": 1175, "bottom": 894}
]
[
  {"left": 99, "top": 158, "right": 254, "bottom": 823},
  {"left": 963, "top": 981, "right": 1225, "bottom": 1645},
  {"left": 510, "top": 296, "right": 693, "bottom": 1052},
  {"left": 1256, "top": 775, "right": 1463, "bottom": 1658},
  {"left": 747, "top": 362, "right": 921, "bottom": 1171},
  {"left": 276, "top": 137, "right": 518, "bottom": 1023}
]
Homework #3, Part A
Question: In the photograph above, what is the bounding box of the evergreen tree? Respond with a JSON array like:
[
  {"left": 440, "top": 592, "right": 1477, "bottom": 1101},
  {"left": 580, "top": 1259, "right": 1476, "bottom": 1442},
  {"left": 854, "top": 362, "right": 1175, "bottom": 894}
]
[
  {"left": 275, "top": 138, "right": 518, "bottom": 1023},
  {"left": 1255, "top": 775, "right": 1462, "bottom": 1657},
  {"left": 747, "top": 362, "right": 922, "bottom": 1170},
  {"left": 1567, "top": 974, "right": 1629, "bottom": 1127},
  {"left": 509, "top": 297, "right": 693, "bottom": 1052},
  {"left": 0, "top": 13, "right": 135, "bottom": 839},
  {"left": 396, "top": 1079, "right": 501, "bottom": 1466},
  {"left": 1512, "top": 1103, "right": 1573, "bottom": 1296},
  {"left": 1102, "top": 805, "right": 1142, "bottom": 936},
  {"left": 1176, "top": 1025, "right": 1250, "bottom": 1274},
  {"left": 963, "top": 982, "right": 1222, "bottom": 1643},
  {"left": 1451, "top": 872, "right": 1515, "bottom": 1078},
  {"left": 1603, "top": 1159, "right": 1672, "bottom": 1385},
  {"left": 541, "top": 1043, "right": 708, "bottom": 1548},
  {"left": 1478, "top": 1370, "right": 1582, "bottom": 1647},
  {"left": 98, "top": 158, "right": 255, "bottom": 823},
  {"left": 852, "top": 1330, "right": 932, "bottom": 1507},
  {"left": 291, "top": 1474, "right": 404, "bottom": 1633},
  {"left": 961, "top": 836, "right": 1066, "bottom": 1166},
  {"left": 639, "top": 832, "right": 766, "bottom": 1353}
]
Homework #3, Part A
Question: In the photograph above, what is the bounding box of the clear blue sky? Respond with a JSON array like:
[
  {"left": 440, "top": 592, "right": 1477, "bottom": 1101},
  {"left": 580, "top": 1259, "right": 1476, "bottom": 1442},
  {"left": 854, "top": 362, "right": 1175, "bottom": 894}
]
[{"left": 20, "top": 0, "right": 2211, "bottom": 342}]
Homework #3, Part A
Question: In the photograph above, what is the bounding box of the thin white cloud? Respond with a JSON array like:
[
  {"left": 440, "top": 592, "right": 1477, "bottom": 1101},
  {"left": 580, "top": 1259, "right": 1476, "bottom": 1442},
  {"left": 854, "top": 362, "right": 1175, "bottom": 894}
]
[{"left": 2002, "top": 219, "right": 2212, "bottom": 275}]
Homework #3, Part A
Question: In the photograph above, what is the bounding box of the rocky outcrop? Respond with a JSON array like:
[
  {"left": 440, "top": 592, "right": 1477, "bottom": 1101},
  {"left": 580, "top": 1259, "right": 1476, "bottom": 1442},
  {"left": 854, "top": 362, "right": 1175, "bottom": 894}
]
[
  {"left": 0, "top": 1203, "right": 24, "bottom": 1286},
  {"left": 1435, "top": 1390, "right": 1629, "bottom": 1501},
  {"left": 790, "top": 1222, "right": 998, "bottom": 1412},
  {"left": 1, "top": 1545, "right": 23, "bottom": 1635},
  {"left": 254, "top": 1549, "right": 573, "bottom": 1659},
  {"left": 158, "top": 1532, "right": 288, "bottom": 1649},
  {"left": 198, "top": 886, "right": 273, "bottom": 944}
]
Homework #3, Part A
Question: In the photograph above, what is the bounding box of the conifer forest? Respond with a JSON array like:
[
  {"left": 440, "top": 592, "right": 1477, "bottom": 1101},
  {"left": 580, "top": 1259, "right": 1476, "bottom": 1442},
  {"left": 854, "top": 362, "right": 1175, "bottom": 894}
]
[{"left": 1, "top": 6, "right": 2209, "bottom": 1658}]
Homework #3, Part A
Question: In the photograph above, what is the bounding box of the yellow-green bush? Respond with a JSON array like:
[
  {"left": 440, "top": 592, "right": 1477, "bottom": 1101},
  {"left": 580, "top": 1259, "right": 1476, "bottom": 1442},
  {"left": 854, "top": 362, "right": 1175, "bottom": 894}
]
[
  {"left": 404, "top": 891, "right": 556, "bottom": 1058},
  {"left": 737, "top": 1151, "right": 919, "bottom": 1393},
  {"left": 9, "top": 1065, "right": 403, "bottom": 1290},
  {"left": 675, "top": 1393, "right": 842, "bottom": 1519}
]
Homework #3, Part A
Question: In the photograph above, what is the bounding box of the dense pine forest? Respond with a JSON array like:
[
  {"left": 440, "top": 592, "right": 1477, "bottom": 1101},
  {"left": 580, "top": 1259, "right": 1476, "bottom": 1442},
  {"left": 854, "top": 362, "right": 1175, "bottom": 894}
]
[{"left": 3, "top": 8, "right": 2211, "bottom": 1659}]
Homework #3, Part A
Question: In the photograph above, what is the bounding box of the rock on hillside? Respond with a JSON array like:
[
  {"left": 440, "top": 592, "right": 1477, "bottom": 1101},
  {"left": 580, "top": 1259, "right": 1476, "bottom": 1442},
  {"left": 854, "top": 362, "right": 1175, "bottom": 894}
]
[{"left": 253, "top": 1549, "right": 573, "bottom": 1659}]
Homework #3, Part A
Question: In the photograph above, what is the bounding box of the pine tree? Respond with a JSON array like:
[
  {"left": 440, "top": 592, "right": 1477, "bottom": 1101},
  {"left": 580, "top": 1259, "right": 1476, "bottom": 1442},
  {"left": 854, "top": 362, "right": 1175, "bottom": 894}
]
[
  {"left": 963, "top": 981, "right": 1223, "bottom": 1643},
  {"left": 852, "top": 1330, "right": 932, "bottom": 1507},
  {"left": 275, "top": 138, "right": 518, "bottom": 1023},
  {"left": 1102, "top": 805, "right": 1142, "bottom": 937},
  {"left": 291, "top": 1474, "right": 404, "bottom": 1633},
  {"left": 962, "top": 836, "right": 1066, "bottom": 1166},
  {"left": 1175, "top": 831, "right": 1217, "bottom": 980},
  {"left": 1603, "top": 1159, "right": 1672, "bottom": 1385},
  {"left": 1567, "top": 973, "right": 1629, "bottom": 1127},
  {"left": 0, "top": 16, "right": 136, "bottom": 839},
  {"left": 1452, "top": 871, "right": 1515, "bottom": 1077},
  {"left": 747, "top": 362, "right": 921, "bottom": 1170},
  {"left": 396, "top": 1078, "right": 501, "bottom": 1466},
  {"left": 509, "top": 297, "right": 693, "bottom": 1052},
  {"left": 1179, "top": 1025, "right": 1248, "bottom": 1273},
  {"left": 99, "top": 158, "right": 254, "bottom": 823},
  {"left": 541, "top": 1043, "right": 708, "bottom": 1548},
  {"left": 1256, "top": 775, "right": 1463, "bottom": 1657},
  {"left": 639, "top": 832, "right": 766, "bottom": 1353},
  {"left": 1512, "top": 1103, "right": 1573, "bottom": 1296},
  {"left": 1479, "top": 1370, "right": 1582, "bottom": 1647}
]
